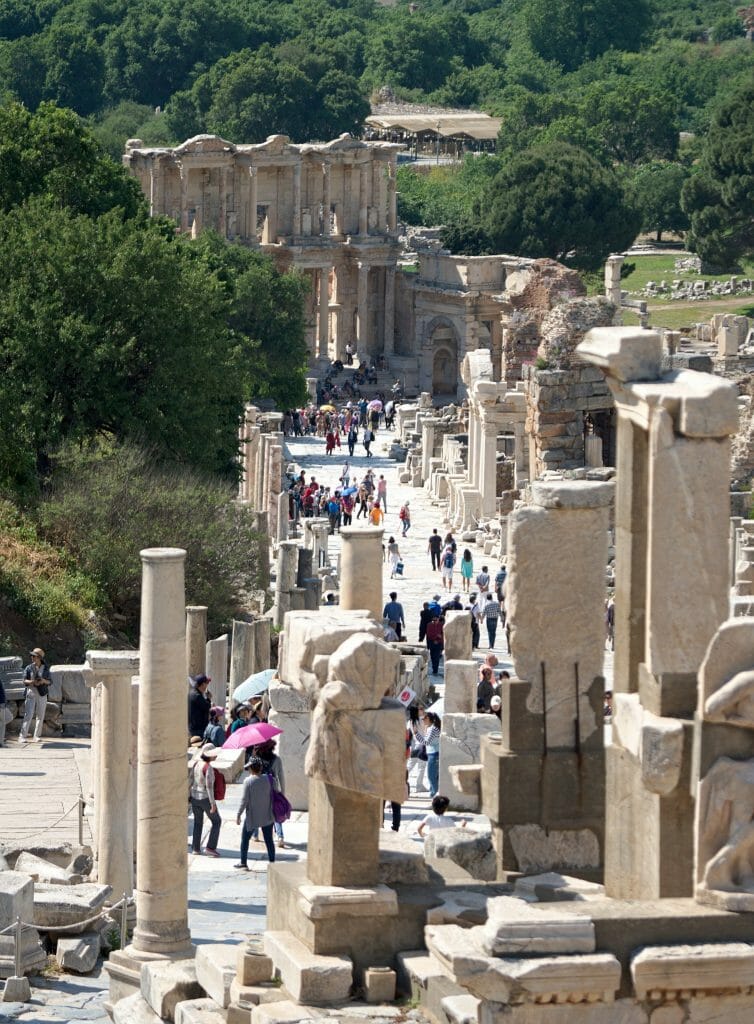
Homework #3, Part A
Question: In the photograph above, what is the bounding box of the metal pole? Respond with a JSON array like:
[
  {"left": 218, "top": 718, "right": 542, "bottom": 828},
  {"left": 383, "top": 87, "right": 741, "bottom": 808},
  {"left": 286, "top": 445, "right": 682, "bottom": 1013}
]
[
  {"left": 120, "top": 893, "right": 128, "bottom": 950},
  {"left": 14, "top": 916, "right": 21, "bottom": 978},
  {"left": 78, "top": 797, "right": 84, "bottom": 847}
]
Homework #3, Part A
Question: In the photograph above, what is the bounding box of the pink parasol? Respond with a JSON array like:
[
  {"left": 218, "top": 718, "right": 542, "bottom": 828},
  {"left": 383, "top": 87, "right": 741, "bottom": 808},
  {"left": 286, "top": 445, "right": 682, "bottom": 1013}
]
[{"left": 222, "top": 722, "right": 283, "bottom": 749}]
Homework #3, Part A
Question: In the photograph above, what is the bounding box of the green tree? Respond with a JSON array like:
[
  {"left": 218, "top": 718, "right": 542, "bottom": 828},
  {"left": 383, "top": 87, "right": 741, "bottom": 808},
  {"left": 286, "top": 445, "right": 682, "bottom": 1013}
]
[
  {"left": 0, "top": 101, "right": 144, "bottom": 217},
  {"left": 521, "top": 0, "right": 651, "bottom": 72},
  {"left": 0, "top": 199, "right": 243, "bottom": 484},
  {"left": 475, "top": 142, "right": 640, "bottom": 270},
  {"left": 187, "top": 231, "right": 309, "bottom": 410},
  {"left": 628, "top": 162, "right": 689, "bottom": 241},
  {"left": 37, "top": 443, "right": 265, "bottom": 637},
  {"left": 579, "top": 81, "right": 679, "bottom": 164},
  {"left": 682, "top": 77, "right": 754, "bottom": 268},
  {"left": 362, "top": 8, "right": 471, "bottom": 93}
]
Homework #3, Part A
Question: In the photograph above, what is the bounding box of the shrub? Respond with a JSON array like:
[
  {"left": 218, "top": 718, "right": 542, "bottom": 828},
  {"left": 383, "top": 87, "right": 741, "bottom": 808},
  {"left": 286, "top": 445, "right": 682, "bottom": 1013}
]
[{"left": 37, "top": 444, "right": 265, "bottom": 639}]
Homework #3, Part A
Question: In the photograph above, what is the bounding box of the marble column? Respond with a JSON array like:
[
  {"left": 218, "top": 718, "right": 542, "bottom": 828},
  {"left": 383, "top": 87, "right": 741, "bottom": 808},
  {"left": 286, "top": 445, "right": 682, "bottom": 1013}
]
[
  {"left": 321, "top": 163, "right": 331, "bottom": 236},
  {"left": 384, "top": 266, "right": 395, "bottom": 356},
  {"left": 178, "top": 162, "right": 189, "bottom": 234},
  {"left": 480, "top": 415, "right": 499, "bottom": 518},
  {"left": 88, "top": 683, "right": 103, "bottom": 869},
  {"left": 358, "top": 164, "right": 369, "bottom": 236},
  {"left": 230, "top": 620, "right": 255, "bottom": 691},
  {"left": 356, "top": 263, "right": 369, "bottom": 354},
  {"left": 205, "top": 634, "right": 229, "bottom": 708},
  {"left": 387, "top": 163, "right": 397, "bottom": 233},
  {"left": 248, "top": 166, "right": 258, "bottom": 243},
  {"left": 185, "top": 606, "right": 207, "bottom": 678},
  {"left": 86, "top": 651, "right": 140, "bottom": 902},
  {"left": 292, "top": 162, "right": 302, "bottom": 237},
  {"left": 132, "top": 548, "right": 191, "bottom": 956},
  {"left": 219, "top": 166, "right": 227, "bottom": 238},
  {"left": 339, "top": 526, "right": 383, "bottom": 620},
  {"left": 318, "top": 267, "right": 330, "bottom": 361},
  {"left": 149, "top": 163, "right": 158, "bottom": 218}
]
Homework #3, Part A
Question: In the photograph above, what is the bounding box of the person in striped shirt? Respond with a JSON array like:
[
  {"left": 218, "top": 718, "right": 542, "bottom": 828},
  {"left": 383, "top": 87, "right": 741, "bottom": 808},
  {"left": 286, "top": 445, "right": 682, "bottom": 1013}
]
[{"left": 483, "top": 593, "right": 503, "bottom": 649}]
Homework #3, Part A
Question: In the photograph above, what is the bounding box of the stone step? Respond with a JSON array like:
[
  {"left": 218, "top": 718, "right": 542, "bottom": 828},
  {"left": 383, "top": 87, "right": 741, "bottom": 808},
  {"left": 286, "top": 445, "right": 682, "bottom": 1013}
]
[
  {"left": 263, "top": 930, "right": 352, "bottom": 1006},
  {"left": 395, "top": 949, "right": 466, "bottom": 1024},
  {"left": 175, "top": 997, "right": 228, "bottom": 1024},
  {"left": 113, "top": 992, "right": 163, "bottom": 1024},
  {"left": 440, "top": 994, "right": 480, "bottom": 1024},
  {"left": 141, "top": 958, "right": 204, "bottom": 1021},
  {"left": 250, "top": 1000, "right": 318, "bottom": 1024},
  {"left": 195, "top": 942, "right": 238, "bottom": 1008}
]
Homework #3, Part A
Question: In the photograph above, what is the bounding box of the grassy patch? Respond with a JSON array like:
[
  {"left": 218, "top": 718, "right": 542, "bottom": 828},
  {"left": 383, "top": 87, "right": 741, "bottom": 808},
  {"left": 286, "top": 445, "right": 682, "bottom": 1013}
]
[{"left": 622, "top": 254, "right": 754, "bottom": 294}]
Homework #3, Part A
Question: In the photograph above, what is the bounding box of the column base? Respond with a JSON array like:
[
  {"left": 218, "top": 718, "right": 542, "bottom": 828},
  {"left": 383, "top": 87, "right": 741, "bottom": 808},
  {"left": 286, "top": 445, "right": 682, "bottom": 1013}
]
[{"left": 105, "top": 943, "right": 196, "bottom": 1011}]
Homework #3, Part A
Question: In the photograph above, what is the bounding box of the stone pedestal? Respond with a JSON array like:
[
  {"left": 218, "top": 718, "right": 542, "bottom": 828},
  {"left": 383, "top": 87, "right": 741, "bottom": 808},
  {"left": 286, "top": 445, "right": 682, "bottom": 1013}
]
[
  {"left": 444, "top": 660, "right": 477, "bottom": 714},
  {"left": 307, "top": 779, "right": 382, "bottom": 886},
  {"left": 85, "top": 651, "right": 140, "bottom": 903},
  {"left": 339, "top": 526, "right": 383, "bottom": 620},
  {"left": 185, "top": 606, "right": 207, "bottom": 677},
  {"left": 229, "top": 620, "right": 255, "bottom": 692}
]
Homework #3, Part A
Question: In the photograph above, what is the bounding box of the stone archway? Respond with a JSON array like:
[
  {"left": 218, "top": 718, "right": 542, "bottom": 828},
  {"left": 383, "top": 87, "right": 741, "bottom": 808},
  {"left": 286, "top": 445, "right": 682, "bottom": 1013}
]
[{"left": 432, "top": 335, "right": 458, "bottom": 396}]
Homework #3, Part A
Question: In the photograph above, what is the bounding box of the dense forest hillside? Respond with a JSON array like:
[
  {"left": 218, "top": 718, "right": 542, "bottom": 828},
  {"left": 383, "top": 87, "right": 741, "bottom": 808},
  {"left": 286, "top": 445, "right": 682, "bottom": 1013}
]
[{"left": 0, "top": 0, "right": 749, "bottom": 156}]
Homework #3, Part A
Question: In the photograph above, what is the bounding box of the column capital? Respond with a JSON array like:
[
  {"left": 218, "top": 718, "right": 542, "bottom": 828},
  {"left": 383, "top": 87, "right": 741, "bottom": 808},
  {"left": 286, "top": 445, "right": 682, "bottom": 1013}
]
[{"left": 85, "top": 651, "right": 140, "bottom": 682}]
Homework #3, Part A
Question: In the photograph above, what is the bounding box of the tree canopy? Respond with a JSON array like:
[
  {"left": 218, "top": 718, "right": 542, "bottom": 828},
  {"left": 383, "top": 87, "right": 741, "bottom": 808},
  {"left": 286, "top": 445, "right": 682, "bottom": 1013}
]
[{"left": 447, "top": 142, "right": 641, "bottom": 271}]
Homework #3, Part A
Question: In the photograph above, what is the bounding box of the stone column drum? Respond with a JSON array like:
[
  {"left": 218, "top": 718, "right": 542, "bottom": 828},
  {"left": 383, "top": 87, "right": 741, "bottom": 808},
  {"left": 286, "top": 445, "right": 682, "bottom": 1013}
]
[
  {"left": 185, "top": 606, "right": 207, "bottom": 678},
  {"left": 339, "top": 526, "right": 384, "bottom": 620},
  {"left": 133, "top": 548, "right": 192, "bottom": 956}
]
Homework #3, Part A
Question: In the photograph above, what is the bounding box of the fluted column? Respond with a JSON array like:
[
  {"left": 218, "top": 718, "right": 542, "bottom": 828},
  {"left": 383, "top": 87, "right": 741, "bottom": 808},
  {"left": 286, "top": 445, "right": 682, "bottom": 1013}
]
[
  {"left": 132, "top": 547, "right": 191, "bottom": 956},
  {"left": 178, "top": 162, "right": 189, "bottom": 233},
  {"left": 387, "top": 162, "right": 397, "bottom": 233},
  {"left": 248, "top": 165, "right": 258, "bottom": 243},
  {"left": 359, "top": 163, "right": 369, "bottom": 236},
  {"left": 322, "top": 163, "right": 330, "bottom": 236},
  {"left": 218, "top": 166, "right": 227, "bottom": 238},
  {"left": 356, "top": 262, "right": 369, "bottom": 353},
  {"left": 292, "top": 162, "right": 302, "bottom": 237},
  {"left": 318, "top": 267, "right": 330, "bottom": 361},
  {"left": 384, "top": 266, "right": 395, "bottom": 356}
]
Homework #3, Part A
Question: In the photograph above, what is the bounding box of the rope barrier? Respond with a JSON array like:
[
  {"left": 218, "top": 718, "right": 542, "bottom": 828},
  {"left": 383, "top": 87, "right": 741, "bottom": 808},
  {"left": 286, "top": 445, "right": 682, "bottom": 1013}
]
[
  {"left": 0, "top": 895, "right": 134, "bottom": 936},
  {"left": 2, "top": 798, "right": 85, "bottom": 843}
]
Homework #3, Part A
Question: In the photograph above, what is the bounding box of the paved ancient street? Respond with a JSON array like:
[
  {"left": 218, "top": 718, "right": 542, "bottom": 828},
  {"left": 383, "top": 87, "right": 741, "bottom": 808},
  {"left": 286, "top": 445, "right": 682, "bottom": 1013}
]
[{"left": 0, "top": 420, "right": 614, "bottom": 1020}]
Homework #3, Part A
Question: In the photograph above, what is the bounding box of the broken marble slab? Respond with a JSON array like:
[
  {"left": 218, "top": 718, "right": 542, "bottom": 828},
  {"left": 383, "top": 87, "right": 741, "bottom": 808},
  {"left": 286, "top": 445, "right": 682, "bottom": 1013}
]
[
  {"left": 424, "top": 828, "right": 496, "bottom": 882},
  {"left": 14, "top": 851, "right": 83, "bottom": 886},
  {"left": 33, "top": 881, "right": 112, "bottom": 931},
  {"left": 297, "top": 883, "right": 398, "bottom": 920},
  {"left": 425, "top": 923, "right": 618, "bottom": 1004},
  {"left": 631, "top": 942, "right": 754, "bottom": 1000},
  {"left": 482, "top": 896, "right": 595, "bottom": 956},
  {"left": 512, "top": 873, "right": 605, "bottom": 903}
]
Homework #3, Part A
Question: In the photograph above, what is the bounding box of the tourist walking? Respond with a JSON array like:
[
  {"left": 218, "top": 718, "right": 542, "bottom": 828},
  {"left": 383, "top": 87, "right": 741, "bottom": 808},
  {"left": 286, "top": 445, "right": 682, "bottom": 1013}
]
[
  {"left": 347, "top": 422, "right": 358, "bottom": 457},
  {"left": 483, "top": 593, "right": 503, "bottom": 649},
  {"left": 235, "top": 756, "right": 276, "bottom": 868},
  {"left": 356, "top": 483, "right": 368, "bottom": 519},
  {"left": 399, "top": 501, "right": 411, "bottom": 536},
  {"left": 460, "top": 549, "right": 474, "bottom": 593},
  {"left": 19, "top": 647, "right": 51, "bottom": 745},
  {"left": 190, "top": 743, "right": 222, "bottom": 857},
  {"left": 419, "top": 712, "right": 442, "bottom": 798},
  {"left": 441, "top": 546, "right": 456, "bottom": 591},
  {"left": 249, "top": 739, "right": 287, "bottom": 849},
  {"left": 468, "top": 592, "right": 481, "bottom": 649},
  {"left": 377, "top": 474, "right": 388, "bottom": 512},
  {"left": 386, "top": 537, "right": 402, "bottom": 579},
  {"left": 428, "top": 529, "right": 443, "bottom": 571},
  {"left": 363, "top": 426, "right": 374, "bottom": 457},
  {"left": 477, "top": 667, "right": 495, "bottom": 712},
  {"left": 383, "top": 590, "right": 406, "bottom": 639},
  {"left": 408, "top": 712, "right": 428, "bottom": 794},
  {"left": 425, "top": 615, "right": 444, "bottom": 675},
  {"left": 369, "top": 500, "right": 384, "bottom": 526},
  {"left": 476, "top": 565, "right": 491, "bottom": 595},
  {"left": 203, "top": 707, "right": 226, "bottom": 748}
]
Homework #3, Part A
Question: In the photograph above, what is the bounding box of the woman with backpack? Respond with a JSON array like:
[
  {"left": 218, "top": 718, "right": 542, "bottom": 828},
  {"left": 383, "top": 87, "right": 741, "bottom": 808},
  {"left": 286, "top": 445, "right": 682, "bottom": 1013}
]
[
  {"left": 248, "top": 739, "right": 288, "bottom": 849},
  {"left": 441, "top": 545, "right": 456, "bottom": 591},
  {"left": 235, "top": 756, "right": 277, "bottom": 868},
  {"left": 189, "top": 743, "right": 222, "bottom": 858},
  {"left": 363, "top": 425, "right": 374, "bottom": 457}
]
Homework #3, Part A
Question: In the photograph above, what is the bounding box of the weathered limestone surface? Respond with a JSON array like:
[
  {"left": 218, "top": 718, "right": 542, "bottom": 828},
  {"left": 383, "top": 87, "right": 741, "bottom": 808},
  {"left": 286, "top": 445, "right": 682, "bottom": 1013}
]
[{"left": 482, "top": 897, "right": 595, "bottom": 956}]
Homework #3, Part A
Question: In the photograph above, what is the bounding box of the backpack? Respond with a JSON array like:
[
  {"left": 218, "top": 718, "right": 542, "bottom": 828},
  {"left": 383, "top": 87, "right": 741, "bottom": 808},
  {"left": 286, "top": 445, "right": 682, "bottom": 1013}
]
[
  {"left": 443, "top": 551, "right": 454, "bottom": 568},
  {"left": 203, "top": 762, "right": 226, "bottom": 801},
  {"left": 399, "top": 506, "right": 407, "bottom": 520},
  {"left": 267, "top": 774, "right": 292, "bottom": 823}
]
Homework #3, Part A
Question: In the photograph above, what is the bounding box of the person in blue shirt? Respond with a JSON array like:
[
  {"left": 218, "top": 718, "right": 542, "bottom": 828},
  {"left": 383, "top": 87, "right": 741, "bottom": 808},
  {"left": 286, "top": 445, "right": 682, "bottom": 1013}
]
[{"left": 383, "top": 592, "right": 406, "bottom": 640}]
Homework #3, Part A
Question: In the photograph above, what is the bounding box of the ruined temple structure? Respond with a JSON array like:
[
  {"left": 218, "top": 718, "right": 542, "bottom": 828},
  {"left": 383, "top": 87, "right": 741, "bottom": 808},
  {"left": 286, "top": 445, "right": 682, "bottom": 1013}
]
[{"left": 124, "top": 133, "right": 402, "bottom": 365}]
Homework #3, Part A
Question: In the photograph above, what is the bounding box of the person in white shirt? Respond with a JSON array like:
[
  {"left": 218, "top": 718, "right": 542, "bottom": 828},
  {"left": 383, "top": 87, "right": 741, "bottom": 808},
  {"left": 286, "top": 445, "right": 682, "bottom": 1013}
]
[{"left": 417, "top": 795, "right": 467, "bottom": 836}]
